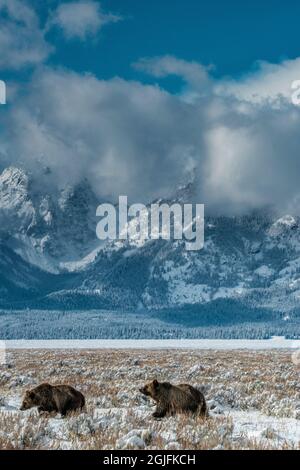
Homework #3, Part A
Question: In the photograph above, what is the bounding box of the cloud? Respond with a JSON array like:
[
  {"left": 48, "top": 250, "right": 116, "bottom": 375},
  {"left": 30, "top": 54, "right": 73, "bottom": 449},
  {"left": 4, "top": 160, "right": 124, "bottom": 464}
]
[
  {"left": 48, "top": 0, "right": 122, "bottom": 40},
  {"left": 1, "top": 68, "right": 200, "bottom": 203},
  {"left": 132, "top": 55, "right": 300, "bottom": 214},
  {"left": 2, "top": 54, "right": 300, "bottom": 215},
  {"left": 134, "top": 56, "right": 210, "bottom": 91},
  {"left": 215, "top": 57, "right": 300, "bottom": 106},
  {"left": 202, "top": 111, "right": 300, "bottom": 214},
  {"left": 0, "top": 0, "right": 52, "bottom": 70}
]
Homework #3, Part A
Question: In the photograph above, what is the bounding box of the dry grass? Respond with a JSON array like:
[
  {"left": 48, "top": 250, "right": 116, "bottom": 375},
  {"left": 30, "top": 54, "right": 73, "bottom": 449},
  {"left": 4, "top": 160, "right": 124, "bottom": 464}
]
[{"left": 0, "top": 349, "right": 299, "bottom": 450}]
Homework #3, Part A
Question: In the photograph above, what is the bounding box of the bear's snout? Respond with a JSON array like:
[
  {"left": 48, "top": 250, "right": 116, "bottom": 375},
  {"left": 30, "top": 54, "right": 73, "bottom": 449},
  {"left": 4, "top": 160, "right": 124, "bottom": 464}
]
[{"left": 140, "top": 386, "right": 150, "bottom": 396}]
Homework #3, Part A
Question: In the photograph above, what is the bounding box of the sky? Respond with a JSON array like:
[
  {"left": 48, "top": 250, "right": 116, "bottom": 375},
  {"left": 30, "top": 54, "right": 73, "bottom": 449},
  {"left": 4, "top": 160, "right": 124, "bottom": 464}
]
[
  {"left": 10, "top": 0, "right": 300, "bottom": 85},
  {"left": 1, "top": 0, "right": 300, "bottom": 214}
]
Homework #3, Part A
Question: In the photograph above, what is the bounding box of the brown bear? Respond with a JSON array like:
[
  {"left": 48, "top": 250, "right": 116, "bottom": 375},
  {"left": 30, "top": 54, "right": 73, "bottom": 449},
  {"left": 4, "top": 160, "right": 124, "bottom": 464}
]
[
  {"left": 20, "top": 383, "right": 85, "bottom": 416},
  {"left": 139, "top": 379, "right": 207, "bottom": 418}
]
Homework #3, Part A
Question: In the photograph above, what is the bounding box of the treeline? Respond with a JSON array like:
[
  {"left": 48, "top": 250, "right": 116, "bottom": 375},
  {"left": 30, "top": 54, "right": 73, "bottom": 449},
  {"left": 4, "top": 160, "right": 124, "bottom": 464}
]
[{"left": 0, "top": 309, "right": 299, "bottom": 339}]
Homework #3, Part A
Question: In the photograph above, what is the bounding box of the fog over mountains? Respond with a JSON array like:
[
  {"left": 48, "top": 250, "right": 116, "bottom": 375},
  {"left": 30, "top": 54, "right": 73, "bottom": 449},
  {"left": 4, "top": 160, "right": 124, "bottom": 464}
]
[{"left": 1, "top": 165, "right": 300, "bottom": 335}]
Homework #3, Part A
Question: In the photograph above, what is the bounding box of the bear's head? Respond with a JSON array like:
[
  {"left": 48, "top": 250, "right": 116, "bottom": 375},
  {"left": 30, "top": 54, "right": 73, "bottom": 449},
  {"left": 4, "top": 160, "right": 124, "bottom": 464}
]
[
  {"left": 20, "top": 389, "right": 39, "bottom": 410},
  {"left": 139, "top": 379, "right": 161, "bottom": 399}
]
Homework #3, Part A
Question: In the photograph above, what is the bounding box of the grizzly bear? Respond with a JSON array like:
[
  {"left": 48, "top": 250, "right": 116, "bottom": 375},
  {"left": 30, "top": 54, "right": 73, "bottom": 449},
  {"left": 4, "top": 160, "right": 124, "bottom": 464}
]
[
  {"left": 139, "top": 379, "right": 207, "bottom": 418},
  {"left": 20, "top": 383, "right": 85, "bottom": 416}
]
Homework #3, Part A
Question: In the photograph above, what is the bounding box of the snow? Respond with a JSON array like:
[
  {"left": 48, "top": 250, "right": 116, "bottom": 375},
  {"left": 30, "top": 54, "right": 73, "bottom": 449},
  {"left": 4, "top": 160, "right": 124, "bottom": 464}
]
[
  {"left": 0, "top": 349, "right": 298, "bottom": 450},
  {"left": 268, "top": 215, "right": 298, "bottom": 236},
  {"left": 254, "top": 265, "right": 275, "bottom": 278},
  {"left": 2, "top": 165, "right": 300, "bottom": 318},
  {"left": 274, "top": 215, "right": 297, "bottom": 229},
  {"left": 4, "top": 338, "right": 300, "bottom": 350},
  {"left": 213, "top": 285, "right": 247, "bottom": 299},
  {"left": 230, "top": 410, "right": 300, "bottom": 447},
  {"left": 168, "top": 281, "right": 211, "bottom": 304},
  {"left": 0, "top": 395, "right": 21, "bottom": 413},
  {"left": 1, "top": 396, "right": 298, "bottom": 449},
  {"left": 59, "top": 245, "right": 103, "bottom": 272},
  {"left": 13, "top": 234, "right": 59, "bottom": 274},
  {"left": 116, "top": 429, "right": 148, "bottom": 449}
]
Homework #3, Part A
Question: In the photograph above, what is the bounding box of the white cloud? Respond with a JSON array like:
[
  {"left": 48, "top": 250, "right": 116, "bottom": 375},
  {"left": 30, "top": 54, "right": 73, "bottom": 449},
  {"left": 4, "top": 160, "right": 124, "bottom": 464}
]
[
  {"left": 134, "top": 55, "right": 210, "bottom": 92},
  {"left": 0, "top": 0, "right": 52, "bottom": 70},
  {"left": 215, "top": 58, "right": 300, "bottom": 106},
  {"left": 2, "top": 68, "right": 199, "bottom": 203},
  {"left": 48, "top": 1, "right": 121, "bottom": 40},
  {"left": 2, "top": 54, "right": 300, "bottom": 214}
]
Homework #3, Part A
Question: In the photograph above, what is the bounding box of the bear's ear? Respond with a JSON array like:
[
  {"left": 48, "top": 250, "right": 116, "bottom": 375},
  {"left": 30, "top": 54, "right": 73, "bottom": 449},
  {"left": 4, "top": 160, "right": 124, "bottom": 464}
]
[{"left": 153, "top": 379, "right": 159, "bottom": 388}]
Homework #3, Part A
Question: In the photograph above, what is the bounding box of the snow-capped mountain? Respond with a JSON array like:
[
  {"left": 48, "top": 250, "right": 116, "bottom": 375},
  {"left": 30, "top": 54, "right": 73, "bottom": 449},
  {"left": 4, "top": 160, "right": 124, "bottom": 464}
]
[
  {"left": 1, "top": 166, "right": 300, "bottom": 324},
  {"left": 0, "top": 167, "right": 99, "bottom": 273}
]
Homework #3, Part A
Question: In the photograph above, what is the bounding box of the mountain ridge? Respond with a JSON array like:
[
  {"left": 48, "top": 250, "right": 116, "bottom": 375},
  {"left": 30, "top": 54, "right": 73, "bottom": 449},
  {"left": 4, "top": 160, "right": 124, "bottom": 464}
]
[{"left": 1, "top": 166, "right": 300, "bottom": 328}]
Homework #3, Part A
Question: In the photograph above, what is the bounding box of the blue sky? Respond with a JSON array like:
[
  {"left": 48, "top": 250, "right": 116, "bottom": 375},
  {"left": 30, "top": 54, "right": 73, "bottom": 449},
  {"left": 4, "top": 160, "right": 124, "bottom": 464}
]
[
  {"left": 73, "top": 0, "right": 300, "bottom": 85},
  {"left": 4, "top": 0, "right": 300, "bottom": 87},
  {"left": 1, "top": 0, "right": 300, "bottom": 213}
]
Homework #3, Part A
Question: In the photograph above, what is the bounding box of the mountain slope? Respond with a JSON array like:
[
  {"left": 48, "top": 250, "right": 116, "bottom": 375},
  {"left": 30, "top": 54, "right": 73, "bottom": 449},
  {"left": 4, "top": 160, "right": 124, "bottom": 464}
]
[
  {"left": 1, "top": 166, "right": 300, "bottom": 326},
  {"left": 0, "top": 167, "right": 99, "bottom": 273}
]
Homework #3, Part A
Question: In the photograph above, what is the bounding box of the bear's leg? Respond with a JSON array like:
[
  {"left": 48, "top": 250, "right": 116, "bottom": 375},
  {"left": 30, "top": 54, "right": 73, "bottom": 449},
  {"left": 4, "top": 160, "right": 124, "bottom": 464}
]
[
  {"left": 38, "top": 404, "right": 57, "bottom": 415},
  {"left": 199, "top": 400, "right": 208, "bottom": 418},
  {"left": 60, "top": 407, "right": 68, "bottom": 417},
  {"left": 60, "top": 399, "right": 72, "bottom": 417},
  {"left": 152, "top": 405, "right": 167, "bottom": 418}
]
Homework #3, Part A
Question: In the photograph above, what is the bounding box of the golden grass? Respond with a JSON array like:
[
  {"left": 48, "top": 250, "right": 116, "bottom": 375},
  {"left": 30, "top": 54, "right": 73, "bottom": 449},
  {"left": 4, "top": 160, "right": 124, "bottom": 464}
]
[{"left": 0, "top": 349, "right": 298, "bottom": 450}]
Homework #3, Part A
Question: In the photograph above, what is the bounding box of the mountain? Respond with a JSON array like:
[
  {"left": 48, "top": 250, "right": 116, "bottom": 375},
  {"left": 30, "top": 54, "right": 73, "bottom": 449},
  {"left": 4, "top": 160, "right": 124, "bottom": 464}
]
[
  {"left": 1, "top": 166, "right": 300, "bottom": 328},
  {"left": 0, "top": 166, "right": 99, "bottom": 273}
]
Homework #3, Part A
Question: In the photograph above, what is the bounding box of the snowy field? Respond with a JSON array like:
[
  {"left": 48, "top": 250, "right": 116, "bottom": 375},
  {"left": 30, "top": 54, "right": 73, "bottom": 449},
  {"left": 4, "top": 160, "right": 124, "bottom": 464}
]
[
  {"left": 0, "top": 349, "right": 299, "bottom": 450},
  {"left": 4, "top": 337, "right": 300, "bottom": 349}
]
